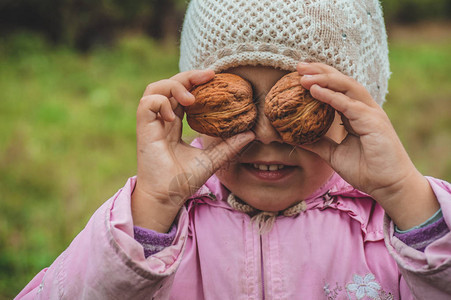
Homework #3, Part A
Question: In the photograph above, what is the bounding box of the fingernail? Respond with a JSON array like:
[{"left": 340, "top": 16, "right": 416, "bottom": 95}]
[
  {"left": 299, "top": 62, "right": 309, "bottom": 65},
  {"left": 199, "top": 71, "right": 214, "bottom": 81},
  {"left": 202, "top": 69, "right": 215, "bottom": 76},
  {"left": 185, "top": 91, "right": 195, "bottom": 100},
  {"left": 303, "top": 74, "right": 313, "bottom": 78}
]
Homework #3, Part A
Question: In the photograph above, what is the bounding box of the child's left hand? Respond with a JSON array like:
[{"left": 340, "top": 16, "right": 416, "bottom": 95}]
[{"left": 297, "top": 62, "right": 439, "bottom": 230}]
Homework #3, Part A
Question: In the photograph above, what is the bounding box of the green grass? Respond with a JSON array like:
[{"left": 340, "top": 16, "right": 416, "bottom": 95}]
[
  {"left": 385, "top": 38, "right": 451, "bottom": 181},
  {"left": 0, "top": 32, "right": 192, "bottom": 298},
  {"left": 0, "top": 31, "right": 450, "bottom": 298}
]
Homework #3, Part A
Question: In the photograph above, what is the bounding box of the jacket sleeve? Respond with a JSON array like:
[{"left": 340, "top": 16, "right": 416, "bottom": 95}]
[
  {"left": 15, "top": 177, "right": 189, "bottom": 300},
  {"left": 384, "top": 177, "right": 451, "bottom": 299}
]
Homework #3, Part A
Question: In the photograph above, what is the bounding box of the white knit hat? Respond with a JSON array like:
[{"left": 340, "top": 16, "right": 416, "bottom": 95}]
[{"left": 179, "top": 0, "right": 390, "bottom": 105}]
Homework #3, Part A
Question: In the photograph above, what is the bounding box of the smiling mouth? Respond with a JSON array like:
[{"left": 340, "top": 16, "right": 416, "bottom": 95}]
[
  {"left": 242, "top": 163, "right": 296, "bottom": 181},
  {"left": 251, "top": 163, "right": 286, "bottom": 171}
]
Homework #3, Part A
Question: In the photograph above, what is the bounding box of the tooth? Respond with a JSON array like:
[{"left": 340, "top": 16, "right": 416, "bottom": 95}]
[
  {"left": 253, "top": 164, "right": 259, "bottom": 169},
  {"left": 278, "top": 164, "right": 284, "bottom": 169},
  {"left": 269, "top": 165, "right": 278, "bottom": 171},
  {"left": 258, "top": 164, "right": 268, "bottom": 171}
]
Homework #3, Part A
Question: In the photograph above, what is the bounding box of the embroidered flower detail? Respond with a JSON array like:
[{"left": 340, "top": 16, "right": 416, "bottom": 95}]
[
  {"left": 346, "top": 273, "right": 381, "bottom": 299},
  {"left": 323, "top": 282, "right": 342, "bottom": 299}
]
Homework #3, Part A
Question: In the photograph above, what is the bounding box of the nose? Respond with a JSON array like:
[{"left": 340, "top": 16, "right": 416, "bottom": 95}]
[{"left": 253, "top": 101, "right": 283, "bottom": 144}]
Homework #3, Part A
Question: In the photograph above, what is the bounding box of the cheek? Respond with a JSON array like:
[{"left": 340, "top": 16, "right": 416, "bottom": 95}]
[
  {"left": 215, "top": 160, "right": 239, "bottom": 182},
  {"left": 295, "top": 147, "right": 333, "bottom": 179}
]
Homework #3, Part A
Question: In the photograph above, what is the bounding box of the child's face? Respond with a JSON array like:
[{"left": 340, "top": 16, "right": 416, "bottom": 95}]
[{"left": 201, "top": 66, "right": 347, "bottom": 211}]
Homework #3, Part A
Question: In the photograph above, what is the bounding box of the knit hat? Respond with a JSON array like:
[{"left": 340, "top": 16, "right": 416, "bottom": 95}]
[{"left": 179, "top": 0, "right": 390, "bottom": 105}]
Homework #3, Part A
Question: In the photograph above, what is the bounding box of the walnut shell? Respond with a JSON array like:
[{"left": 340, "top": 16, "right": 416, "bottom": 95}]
[
  {"left": 185, "top": 73, "right": 257, "bottom": 138},
  {"left": 264, "top": 72, "right": 335, "bottom": 145}
]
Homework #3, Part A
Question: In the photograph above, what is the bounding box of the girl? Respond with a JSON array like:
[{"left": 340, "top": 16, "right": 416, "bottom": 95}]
[{"left": 17, "top": 0, "right": 451, "bottom": 299}]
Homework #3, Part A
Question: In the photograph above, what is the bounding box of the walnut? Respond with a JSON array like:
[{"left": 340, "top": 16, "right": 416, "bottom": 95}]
[
  {"left": 185, "top": 73, "right": 257, "bottom": 138},
  {"left": 264, "top": 72, "right": 335, "bottom": 145}
]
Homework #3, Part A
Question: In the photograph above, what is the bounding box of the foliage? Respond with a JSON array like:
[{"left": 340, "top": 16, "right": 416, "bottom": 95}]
[
  {"left": 1, "top": 0, "right": 450, "bottom": 50},
  {"left": 0, "top": 32, "right": 185, "bottom": 298},
  {"left": 384, "top": 36, "right": 451, "bottom": 180},
  {"left": 0, "top": 0, "right": 188, "bottom": 50},
  {"left": 0, "top": 29, "right": 450, "bottom": 298},
  {"left": 381, "top": 0, "right": 451, "bottom": 24}
]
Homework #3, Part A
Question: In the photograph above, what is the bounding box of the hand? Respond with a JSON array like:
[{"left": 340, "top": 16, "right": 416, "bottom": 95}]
[
  {"left": 297, "top": 62, "right": 439, "bottom": 229},
  {"left": 132, "top": 70, "right": 255, "bottom": 232}
]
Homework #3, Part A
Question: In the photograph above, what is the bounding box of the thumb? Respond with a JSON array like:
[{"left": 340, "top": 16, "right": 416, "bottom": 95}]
[
  {"left": 178, "top": 131, "right": 255, "bottom": 201},
  {"left": 202, "top": 131, "right": 256, "bottom": 172},
  {"left": 299, "top": 136, "right": 337, "bottom": 164},
  {"left": 166, "top": 131, "right": 255, "bottom": 208},
  {"left": 205, "top": 131, "right": 255, "bottom": 172}
]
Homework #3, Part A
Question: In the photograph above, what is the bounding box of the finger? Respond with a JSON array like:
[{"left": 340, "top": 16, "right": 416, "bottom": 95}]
[
  {"left": 144, "top": 79, "right": 195, "bottom": 106},
  {"left": 173, "top": 102, "right": 185, "bottom": 119},
  {"left": 164, "top": 95, "right": 184, "bottom": 119},
  {"left": 299, "top": 136, "right": 338, "bottom": 165},
  {"left": 339, "top": 112, "right": 358, "bottom": 136},
  {"left": 300, "top": 73, "right": 378, "bottom": 108},
  {"left": 167, "top": 131, "right": 255, "bottom": 207},
  {"left": 296, "top": 62, "right": 335, "bottom": 75},
  {"left": 193, "top": 131, "right": 256, "bottom": 174},
  {"left": 309, "top": 84, "right": 368, "bottom": 121},
  {"left": 170, "top": 69, "right": 215, "bottom": 90},
  {"left": 169, "top": 69, "right": 216, "bottom": 116},
  {"left": 137, "top": 94, "right": 176, "bottom": 124},
  {"left": 300, "top": 73, "right": 351, "bottom": 93}
]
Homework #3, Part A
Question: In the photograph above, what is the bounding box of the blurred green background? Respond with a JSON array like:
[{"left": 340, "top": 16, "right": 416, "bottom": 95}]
[{"left": 0, "top": 0, "right": 450, "bottom": 298}]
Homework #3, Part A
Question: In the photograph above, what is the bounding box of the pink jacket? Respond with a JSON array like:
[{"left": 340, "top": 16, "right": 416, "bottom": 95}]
[{"left": 16, "top": 174, "right": 451, "bottom": 299}]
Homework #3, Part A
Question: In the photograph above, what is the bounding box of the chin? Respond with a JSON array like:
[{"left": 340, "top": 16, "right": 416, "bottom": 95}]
[{"left": 229, "top": 187, "right": 302, "bottom": 212}]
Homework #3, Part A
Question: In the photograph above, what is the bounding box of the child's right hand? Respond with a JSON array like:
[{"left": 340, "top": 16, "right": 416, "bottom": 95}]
[{"left": 131, "top": 70, "right": 255, "bottom": 232}]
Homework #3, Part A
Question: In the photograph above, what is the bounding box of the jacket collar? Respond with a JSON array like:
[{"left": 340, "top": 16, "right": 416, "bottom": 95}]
[{"left": 188, "top": 137, "right": 384, "bottom": 240}]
